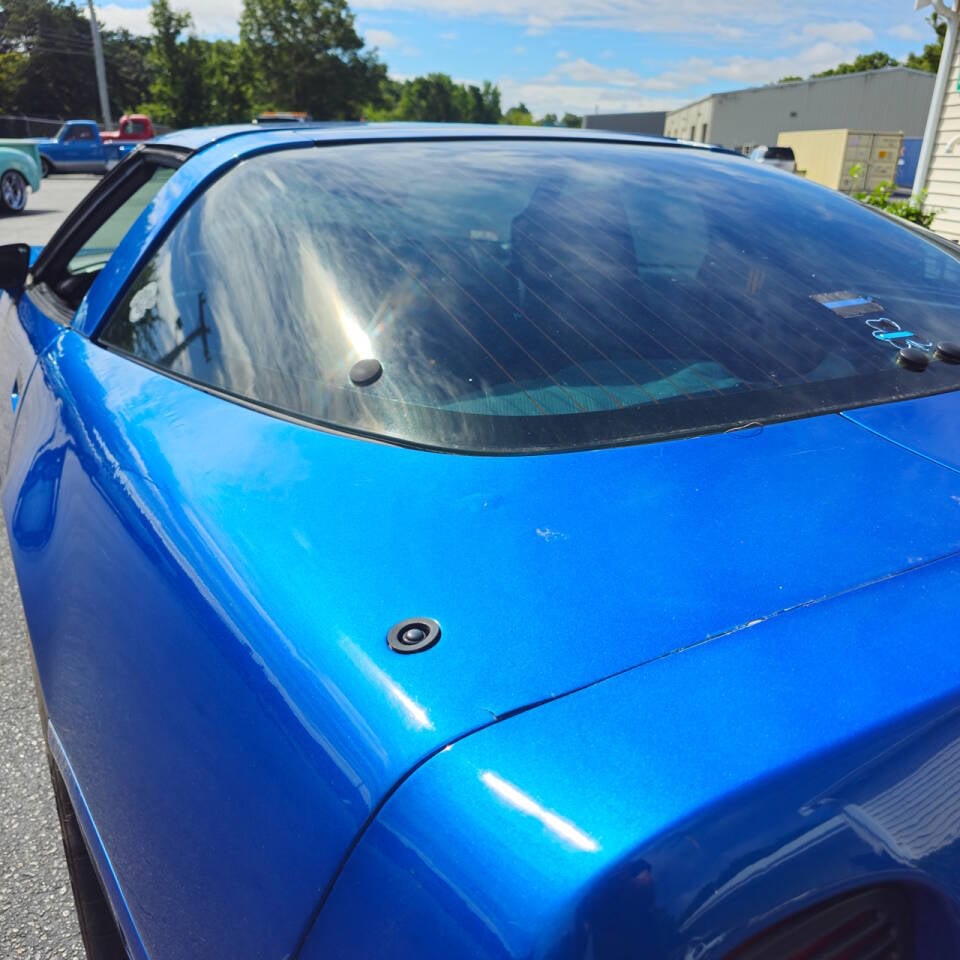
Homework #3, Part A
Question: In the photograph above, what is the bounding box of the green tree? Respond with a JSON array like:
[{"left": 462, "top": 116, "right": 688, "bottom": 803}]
[
  {"left": 394, "top": 72, "right": 469, "bottom": 121},
  {"left": 813, "top": 51, "right": 899, "bottom": 78},
  {"left": 139, "top": 0, "right": 208, "bottom": 127},
  {"left": 538, "top": 112, "right": 558, "bottom": 126},
  {"left": 203, "top": 39, "right": 253, "bottom": 123},
  {"left": 904, "top": 13, "right": 946, "bottom": 73},
  {"left": 464, "top": 80, "right": 500, "bottom": 123},
  {"left": 777, "top": 75, "right": 802, "bottom": 83},
  {"left": 240, "top": 0, "right": 384, "bottom": 119},
  {"left": 363, "top": 76, "right": 402, "bottom": 119},
  {"left": 102, "top": 28, "right": 154, "bottom": 115},
  {"left": 0, "top": 0, "right": 100, "bottom": 117},
  {"left": 561, "top": 112, "right": 581, "bottom": 128},
  {"left": 502, "top": 102, "right": 533, "bottom": 125},
  {"left": 363, "top": 74, "right": 501, "bottom": 123},
  {"left": 0, "top": 51, "right": 28, "bottom": 111}
]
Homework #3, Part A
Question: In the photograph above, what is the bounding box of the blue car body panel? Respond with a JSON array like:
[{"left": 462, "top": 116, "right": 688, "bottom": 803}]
[
  {"left": 307, "top": 551, "right": 960, "bottom": 957},
  {"left": 4, "top": 125, "right": 960, "bottom": 958},
  {"left": 9, "top": 324, "right": 960, "bottom": 957},
  {"left": 843, "top": 392, "right": 960, "bottom": 474}
]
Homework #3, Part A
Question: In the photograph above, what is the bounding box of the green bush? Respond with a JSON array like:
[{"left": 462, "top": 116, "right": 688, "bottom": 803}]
[{"left": 849, "top": 165, "right": 937, "bottom": 228}]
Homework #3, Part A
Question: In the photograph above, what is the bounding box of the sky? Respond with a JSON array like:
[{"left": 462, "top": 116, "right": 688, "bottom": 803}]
[{"left": 93, "top": 0, "right": 937, "bottom": 117}]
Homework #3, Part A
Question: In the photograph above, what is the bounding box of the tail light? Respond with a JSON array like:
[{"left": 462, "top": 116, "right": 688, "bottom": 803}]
[{"left": 730, "top": 886, "right": 911, "bottom": 960}]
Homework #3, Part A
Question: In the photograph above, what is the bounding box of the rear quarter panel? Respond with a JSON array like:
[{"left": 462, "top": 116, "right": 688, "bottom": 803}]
[{"left": 306, "top": 552, "right": 960, "bottom": 958}]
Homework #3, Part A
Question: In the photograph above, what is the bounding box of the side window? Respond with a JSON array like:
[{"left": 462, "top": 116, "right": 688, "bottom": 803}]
[
  {"left": 66, "top": 168, "right": 174, "bottom": 278},
  {"left": 33, "top": 160, "right": 179, "bottom": 313}
]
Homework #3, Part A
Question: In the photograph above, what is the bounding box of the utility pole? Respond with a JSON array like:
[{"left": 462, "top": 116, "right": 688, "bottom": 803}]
[{"left": 86, "top": 0, "right": 113, "bottom": 131}]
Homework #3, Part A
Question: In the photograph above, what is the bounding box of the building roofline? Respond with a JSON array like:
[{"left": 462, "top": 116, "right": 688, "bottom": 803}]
[{"left": 667, "top": 66, "right": 936, "bottom": 117}]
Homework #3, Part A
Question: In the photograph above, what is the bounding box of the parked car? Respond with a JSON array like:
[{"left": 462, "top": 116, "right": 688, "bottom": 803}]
[
  {"left": 0, "top": 140, "right": 41, "bottom": 213},
  {"left": 4, "top": 124, "right": 960, "bottom": 960},
  {"left": 32, "top": 120, "right": 135, "bottom": 176},
  {"left": 252, "top": 110, "right": 312, "bottom": 123},
  {"left": 748, "top": 144, "right": 797, "bottom": 172},
  {"left": 100, "top": 113, "right": 156, "bottom": 143}
]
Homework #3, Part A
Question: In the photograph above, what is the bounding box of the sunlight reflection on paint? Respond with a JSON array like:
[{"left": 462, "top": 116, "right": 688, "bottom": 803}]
[
  {"left": 341, "top": 637, "right": 434, "bottom": 731},
  {"left": 480, "top": 771, "right": 600, "bottom": 852}
]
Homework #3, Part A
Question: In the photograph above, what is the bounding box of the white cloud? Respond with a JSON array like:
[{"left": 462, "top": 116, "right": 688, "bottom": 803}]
[
  {"left": 513, "top": 45, "right": 527, "bottom": 54},
  {"left": 552, "top": 58, "right": 645, "bottom": 87},
  {"left": 365, "top": 28, "right": 420, "bottom": 55},
  {"left": 801, "top": 21, "right": 874, "bottom": 44},
  {"left": 706, "top": 41, "right": 850, "bottom": 85},
  {"left": 366, "top": 28, "right": 400, "bottom": 48},
  {"left": 89, "top": 0, "right": 911, "bottom": 57},
  {"left": 498, "top": 76, "right": 683, "bottom": 116},
  {"left": 440, "top": 30, "right": 458, "bottom": 40},
  {"left": 888, "top": 23, "right": 924, "bottom": 41},
  {"left": 92, "top": 3, "right": 153, "bottom": 35},
  {"left": 93, "top": 0, "right": 241, "bottom": 36},
  {"left": 599, "top": 49, "right": 615, "bottom": 60},
  {"left": 511, "top": 40, "right": 860, "bottom": 114},
  {"left": 555, "top": 49, "right": 570, "bottom": 59},
  {"left": 352, "top": 0, "right": 875, "bottom": 40},
  {"left": 525, "top": 15, "right": 550, "bottom": 35}
]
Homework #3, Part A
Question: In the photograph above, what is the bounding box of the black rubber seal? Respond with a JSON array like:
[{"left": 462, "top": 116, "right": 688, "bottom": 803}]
[{"left": 387, "top": 618, "right": 441, "bottom": 654}]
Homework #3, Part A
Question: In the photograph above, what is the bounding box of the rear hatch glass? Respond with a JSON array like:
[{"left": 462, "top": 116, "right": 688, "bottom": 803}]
[{"left": 100, "top": 140, "right": 960, "bottom": 453}]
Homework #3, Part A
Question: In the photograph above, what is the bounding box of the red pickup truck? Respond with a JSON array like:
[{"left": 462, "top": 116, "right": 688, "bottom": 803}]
[{"left": 100, "top": 114, "right": 155, "bottom": 142}]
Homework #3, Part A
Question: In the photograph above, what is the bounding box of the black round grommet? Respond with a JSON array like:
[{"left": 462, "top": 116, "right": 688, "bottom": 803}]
[
  {"left": 350, "top": 358, "right": 383, "bottom": 386},
  {"left": 388, "top": 618, "right": 441, "bottom": 654},
  {"left": 897, "top": 347, "right": 929, "bottom": 371},
  {"left": 935, "top": 342, "right": 960, "bottom": 364}
]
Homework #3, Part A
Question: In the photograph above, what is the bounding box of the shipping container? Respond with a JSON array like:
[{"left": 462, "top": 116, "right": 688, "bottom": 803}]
[{"left": 776, "top": 129, "right": 903, "bottom": 193}]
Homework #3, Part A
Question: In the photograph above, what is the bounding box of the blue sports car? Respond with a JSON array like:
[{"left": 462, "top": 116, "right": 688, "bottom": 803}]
[{"left": 3, "top": 124, "right": 960, "bottom": 960}]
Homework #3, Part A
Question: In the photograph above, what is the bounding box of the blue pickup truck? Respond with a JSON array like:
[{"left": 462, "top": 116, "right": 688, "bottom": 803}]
[{"left": 32, "top": 120, "right": 135, "bottom": 176}]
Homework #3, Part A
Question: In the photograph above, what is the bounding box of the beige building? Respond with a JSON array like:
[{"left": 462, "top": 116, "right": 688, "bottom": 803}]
[{"left": 922, "top": 40, "right": 960, "bottom": 241}]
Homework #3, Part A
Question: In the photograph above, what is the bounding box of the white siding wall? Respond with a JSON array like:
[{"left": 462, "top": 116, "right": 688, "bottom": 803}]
[{"left": 925, "top": 43, "right": 960, "bottom": 242}]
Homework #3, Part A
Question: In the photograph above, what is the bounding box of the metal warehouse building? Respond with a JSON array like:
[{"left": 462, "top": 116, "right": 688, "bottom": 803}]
[
  {"left": 663, "top": 67, "right": 934, "bottom": 152},
  {"left": 582, "top": 111, "right": 667, "bottom": 135}
]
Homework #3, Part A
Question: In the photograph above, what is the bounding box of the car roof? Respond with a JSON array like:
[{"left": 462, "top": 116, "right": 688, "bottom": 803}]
[{"left": 151, "top": 121, "right": 735, "bottom": 156}]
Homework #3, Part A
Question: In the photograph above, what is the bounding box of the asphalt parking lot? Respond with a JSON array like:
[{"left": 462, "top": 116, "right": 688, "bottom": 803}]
[
  {"left": 0, "top": 175, "right": 95, "bottom": 959},
  {"left": 0, "top": 175, "right": 99, "bottom": 248}
]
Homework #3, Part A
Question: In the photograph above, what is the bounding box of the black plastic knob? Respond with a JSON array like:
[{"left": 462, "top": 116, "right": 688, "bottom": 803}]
[
  {"left": 350, "top": 358, "right": 383, "bottom": 386},
  {"left": 935, "top": 342, "right": 960, "bottom": 364},
  {"left": 897, "top": 347, "right": 929, "bottom": 371}
]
